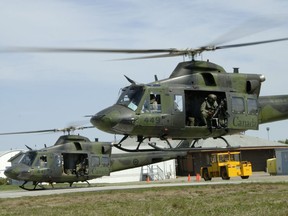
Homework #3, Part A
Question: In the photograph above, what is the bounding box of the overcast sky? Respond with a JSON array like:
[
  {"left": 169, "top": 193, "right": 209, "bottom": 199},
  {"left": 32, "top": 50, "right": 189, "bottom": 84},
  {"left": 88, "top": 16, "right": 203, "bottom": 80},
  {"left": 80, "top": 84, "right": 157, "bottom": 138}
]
[{"left": 0, "top": 0, "right": 288, "bottom": 151}]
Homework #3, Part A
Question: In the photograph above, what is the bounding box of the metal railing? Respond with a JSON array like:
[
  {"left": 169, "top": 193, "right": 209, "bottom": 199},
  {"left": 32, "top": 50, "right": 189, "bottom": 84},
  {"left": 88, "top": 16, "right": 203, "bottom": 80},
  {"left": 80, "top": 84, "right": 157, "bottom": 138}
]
[{"left": 141, "top": 164, "right": 165, "bottom": 181}]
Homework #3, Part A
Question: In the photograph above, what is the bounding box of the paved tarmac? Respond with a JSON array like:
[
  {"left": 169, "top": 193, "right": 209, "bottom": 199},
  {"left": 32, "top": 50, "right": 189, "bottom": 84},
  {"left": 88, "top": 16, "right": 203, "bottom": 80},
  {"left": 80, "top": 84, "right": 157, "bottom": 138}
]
[{"left": 0, "top": 172, "right": 287, "bottom": 199}]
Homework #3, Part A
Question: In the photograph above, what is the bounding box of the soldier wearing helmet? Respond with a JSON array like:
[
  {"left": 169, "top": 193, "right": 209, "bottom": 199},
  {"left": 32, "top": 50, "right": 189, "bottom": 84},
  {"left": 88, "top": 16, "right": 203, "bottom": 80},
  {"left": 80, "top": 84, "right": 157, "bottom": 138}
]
[{"left": 201, "top": 94, "right": 218, "bottom": 126}]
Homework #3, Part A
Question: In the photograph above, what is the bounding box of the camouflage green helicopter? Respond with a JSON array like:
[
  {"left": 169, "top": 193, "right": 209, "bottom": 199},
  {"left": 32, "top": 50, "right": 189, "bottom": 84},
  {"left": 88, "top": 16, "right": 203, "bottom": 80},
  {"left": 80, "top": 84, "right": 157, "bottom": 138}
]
[
  {"left": 3, "top": 36, "right": 288, "bottom": 150},
  {"left": 85, "top": 37, "right": 288, "bottom": 148},
  {"left": 2, "top": 126, "right": 186, "bottom": 190}
]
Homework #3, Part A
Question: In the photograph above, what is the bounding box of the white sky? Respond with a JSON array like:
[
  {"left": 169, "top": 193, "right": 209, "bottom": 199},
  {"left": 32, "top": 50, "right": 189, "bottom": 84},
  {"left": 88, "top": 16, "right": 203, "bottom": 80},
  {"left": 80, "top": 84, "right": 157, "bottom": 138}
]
[{"left": 0, "top": 0, "right": 288, "bottom": 150}]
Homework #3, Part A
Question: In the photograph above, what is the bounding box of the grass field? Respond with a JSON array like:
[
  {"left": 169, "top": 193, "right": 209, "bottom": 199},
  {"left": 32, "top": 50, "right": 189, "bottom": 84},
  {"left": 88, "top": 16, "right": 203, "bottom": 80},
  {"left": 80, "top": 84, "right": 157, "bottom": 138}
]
[{"left": 0, "top": 183, "right": 288, "bottom": 216}]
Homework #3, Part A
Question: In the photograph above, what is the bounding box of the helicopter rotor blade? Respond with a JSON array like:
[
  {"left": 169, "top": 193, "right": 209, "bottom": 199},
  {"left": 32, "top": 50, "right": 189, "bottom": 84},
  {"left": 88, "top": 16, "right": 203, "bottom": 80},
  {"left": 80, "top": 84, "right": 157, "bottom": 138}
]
[
  {"left": 214, "top": 37, "right": 288, "bottom": 50},
  {"left": 207, "top": 15, "right": 287, "bottom": 46},
  {"left": 0, "top": 125, "right": 95, "bottom": 136},
  {"left": 0, "top": 129, "right": 60, "bottom": 135},
  {"left": 0, "top": 46, "right": 198, "bottom": 59},
  {"left": 110, "top": 52, "right": 186, "bottom": 61},
  {"left": 76, "top": 126, "right": 95, "bottom": 130},
  {"left": 109, "top": 37, "right": 288, "bottom": 59},
  {"left": 1, "top": 37, "right": 288, "bottom": 60},
  {"left": 0, "top": 47, "right": 178, "bottom": 54}
]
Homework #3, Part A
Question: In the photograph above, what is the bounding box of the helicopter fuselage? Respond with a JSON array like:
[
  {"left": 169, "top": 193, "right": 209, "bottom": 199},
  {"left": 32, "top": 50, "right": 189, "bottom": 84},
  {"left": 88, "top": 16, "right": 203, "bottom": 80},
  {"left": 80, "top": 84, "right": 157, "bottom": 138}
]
[
  {"left": 91, "top": 60, "right": 288, "bottom": 140},
  {"left": 5, "top": 135, "right": 112, "bottom": 185},
  {"left": 4, "top": 135, "right": 186, "bottom": 189}
]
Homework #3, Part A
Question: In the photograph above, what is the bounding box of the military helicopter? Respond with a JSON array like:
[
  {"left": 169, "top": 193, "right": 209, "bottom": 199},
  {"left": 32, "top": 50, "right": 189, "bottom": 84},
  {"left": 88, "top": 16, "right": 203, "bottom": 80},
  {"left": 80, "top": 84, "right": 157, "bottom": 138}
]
[
  {"left": 87, "top": 37, "right": 288, "bottom": 146},
  {"left": 2, "top": 126, "right": 186, "bottom": 190},
  {"left": 3, "top": 35, "right": 288, "bottom": 149}
]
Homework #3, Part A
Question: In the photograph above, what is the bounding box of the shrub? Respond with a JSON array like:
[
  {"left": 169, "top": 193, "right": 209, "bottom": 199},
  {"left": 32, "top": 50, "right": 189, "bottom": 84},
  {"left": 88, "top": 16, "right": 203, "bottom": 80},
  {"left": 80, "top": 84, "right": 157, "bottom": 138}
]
[{"left": 0, "top": 177, "right": 9, "bottom": 185}]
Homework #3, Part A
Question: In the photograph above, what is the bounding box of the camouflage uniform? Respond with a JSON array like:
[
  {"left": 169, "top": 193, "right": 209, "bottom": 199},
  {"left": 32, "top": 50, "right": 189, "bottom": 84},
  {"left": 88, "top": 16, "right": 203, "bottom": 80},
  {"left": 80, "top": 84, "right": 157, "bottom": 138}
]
[{"left": 201, "top": 94, "right": 218, "bottom": 126}]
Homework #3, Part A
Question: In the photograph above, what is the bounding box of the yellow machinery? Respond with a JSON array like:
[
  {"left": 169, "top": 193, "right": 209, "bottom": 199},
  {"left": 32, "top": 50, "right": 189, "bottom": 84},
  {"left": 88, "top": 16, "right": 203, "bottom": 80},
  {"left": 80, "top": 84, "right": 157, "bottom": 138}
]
[
  {"left": 266, "top": 158, "right": 277, "bottom": 175},
  {"left": 201, "top": 151, "right": 252, "bottom": 181}
]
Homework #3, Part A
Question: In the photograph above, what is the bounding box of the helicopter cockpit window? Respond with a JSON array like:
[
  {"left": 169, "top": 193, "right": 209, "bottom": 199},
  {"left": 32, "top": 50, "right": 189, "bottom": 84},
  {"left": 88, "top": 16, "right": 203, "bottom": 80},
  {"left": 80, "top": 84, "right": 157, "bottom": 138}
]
[
  {"left": 117, "top": 86, "right": 144, "bottom": 111},
  {"left": 232, "top": 97, "right": 245, "bottom": 114},
  {"left": 247, "top": 98, "right": 258, "bottom": 114},
  {"left": 174, "top": 95, "right": 183, "bottom": 112},
  {"left": 19, "top": 151, "right": 37, "bottom": 166},
  {"left": 142, "top": 93, "right": 162, "bottom": 113},
  {"left": 39, "top": 155, "right": 47, "bottom": 167}
]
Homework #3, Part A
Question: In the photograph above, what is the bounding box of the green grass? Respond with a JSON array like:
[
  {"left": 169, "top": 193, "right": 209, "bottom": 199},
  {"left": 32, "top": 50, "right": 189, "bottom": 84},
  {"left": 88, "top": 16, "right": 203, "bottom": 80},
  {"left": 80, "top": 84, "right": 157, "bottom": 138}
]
[
  {"left": 0, "top": 184, "right": 20, "bottom": 191},
  {"left": 0, "top": 183, "right": 288, "bottom": 216}
]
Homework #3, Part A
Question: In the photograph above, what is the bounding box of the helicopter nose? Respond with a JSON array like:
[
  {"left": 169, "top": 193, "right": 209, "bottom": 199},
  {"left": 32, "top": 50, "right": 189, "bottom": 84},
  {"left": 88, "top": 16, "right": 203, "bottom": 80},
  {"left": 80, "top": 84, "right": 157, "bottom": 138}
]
[
  {"left": 90, "top": 108, "right": 119, "bottom": 133},
  {"left": 4, "top": 167, "right": 17, "bottom": 179},
  {"left": 4, "top": 165, "right": 30, "bottom": 181},
  {"left": 91, "top": 104, "right": 136, "bottom": 134},
  {"left": 4, "top": 167, "right": 19, "bottom": 179}
]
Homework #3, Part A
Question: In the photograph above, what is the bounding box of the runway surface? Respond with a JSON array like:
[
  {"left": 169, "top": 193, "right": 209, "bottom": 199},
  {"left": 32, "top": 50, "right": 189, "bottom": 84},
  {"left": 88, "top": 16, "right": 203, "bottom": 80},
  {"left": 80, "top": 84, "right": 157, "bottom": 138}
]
[{"left": 1, "top": 172, "right": 287, "bottom": 199}]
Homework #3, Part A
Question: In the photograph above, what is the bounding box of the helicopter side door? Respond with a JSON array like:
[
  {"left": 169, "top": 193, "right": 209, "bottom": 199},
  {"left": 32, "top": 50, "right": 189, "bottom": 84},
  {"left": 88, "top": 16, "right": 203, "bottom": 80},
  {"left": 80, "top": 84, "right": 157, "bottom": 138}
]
[
  {"left": 226, "top": 93, "right": 259, "bottom": 130},
  {"left": 33, "top": 153, "right": 62, "bottom": 178},
  {"left": 136, "top": 88, "right": 172, "bottom": 130},
  {"left": 90, "top": 154, "right": 111, "bottom": 177},
  {"left": 52, "top": 153, "right": 63, "bottom": 177},
  {"left": 171, "top": 91, "right": 185, "bottom": 128},
  {"left": 62, "top": 153, "right": 89, "bottom": 176}
]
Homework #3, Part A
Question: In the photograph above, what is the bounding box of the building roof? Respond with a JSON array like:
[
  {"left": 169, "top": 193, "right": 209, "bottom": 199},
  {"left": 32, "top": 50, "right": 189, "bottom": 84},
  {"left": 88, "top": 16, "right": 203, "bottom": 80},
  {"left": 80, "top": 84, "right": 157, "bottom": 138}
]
[
  {"left": 0, "top": 150, "right": 23, "bottom": 178},
  {"left": 0, "top": 150, "right": 23, "bottom": 158}
]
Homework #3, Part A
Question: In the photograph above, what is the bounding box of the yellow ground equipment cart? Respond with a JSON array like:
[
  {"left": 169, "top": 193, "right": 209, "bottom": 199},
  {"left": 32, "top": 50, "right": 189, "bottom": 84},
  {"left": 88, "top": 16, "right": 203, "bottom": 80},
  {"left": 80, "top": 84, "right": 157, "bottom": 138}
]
[
  {"left": 266, "top": 158, "right": 277, "bottom": 175},
  {"left": 201, "top": 151, "right": 252, "bottom": 181}
]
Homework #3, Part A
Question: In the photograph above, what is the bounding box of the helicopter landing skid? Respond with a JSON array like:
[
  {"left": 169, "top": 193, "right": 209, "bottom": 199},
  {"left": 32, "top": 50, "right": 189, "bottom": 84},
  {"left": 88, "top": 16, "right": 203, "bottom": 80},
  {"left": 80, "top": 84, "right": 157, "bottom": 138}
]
[
  {"left": 19, "top": 181, "right": 47, "bottom": 191},
  {"left": 113, "top": 143, "right": 159, "bottom": 152},
  {"left": 191, "top": 136, "right": 231, "bottom": 148},
  {"left": 113, "top": 137, "right": 173, "bottom": 152},
  {"left": 85, "top": 180, "right": 91, "bottom": 186},
  {"left": 217, "top": 136, "right": 231, "bottom": 147}
]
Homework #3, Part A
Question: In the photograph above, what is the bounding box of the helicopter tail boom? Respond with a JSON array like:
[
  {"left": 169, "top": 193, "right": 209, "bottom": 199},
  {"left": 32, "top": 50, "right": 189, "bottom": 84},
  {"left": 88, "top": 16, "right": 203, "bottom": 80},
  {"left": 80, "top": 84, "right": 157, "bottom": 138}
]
[
  {"left": 110, "top": 151, "right": 186, "bottom": 172},
  {"left": 258, "top": 95, "right": 288, "bottom": 124}
]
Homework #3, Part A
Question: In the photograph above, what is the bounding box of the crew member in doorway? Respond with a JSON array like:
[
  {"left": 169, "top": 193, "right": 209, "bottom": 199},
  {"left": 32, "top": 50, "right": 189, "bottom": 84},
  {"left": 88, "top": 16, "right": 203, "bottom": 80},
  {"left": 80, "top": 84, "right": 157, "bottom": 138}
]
[
  {"left": 201, "top": 94, "right": 218, "bottom": 127},
  {"left": 150, "top": 94, "right": 158, "bottom": 111}
]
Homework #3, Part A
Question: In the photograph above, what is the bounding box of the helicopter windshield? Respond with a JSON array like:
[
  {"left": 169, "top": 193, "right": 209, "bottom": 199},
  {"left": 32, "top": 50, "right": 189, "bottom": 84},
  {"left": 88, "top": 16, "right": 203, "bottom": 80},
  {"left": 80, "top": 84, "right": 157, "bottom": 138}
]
[
  {"left": 19, "top": 151, "right": 37, "bottom": 166},
  {"left": 116, "top": 85, "right": 144, "bottom": 111}
]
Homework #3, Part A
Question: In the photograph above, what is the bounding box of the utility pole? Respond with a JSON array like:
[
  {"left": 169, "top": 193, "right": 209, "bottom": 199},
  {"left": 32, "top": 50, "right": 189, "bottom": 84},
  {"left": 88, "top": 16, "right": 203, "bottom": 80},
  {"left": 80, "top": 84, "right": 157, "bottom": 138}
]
[{"left": 266, "top": 127, "right": 270, "bottom": 141}]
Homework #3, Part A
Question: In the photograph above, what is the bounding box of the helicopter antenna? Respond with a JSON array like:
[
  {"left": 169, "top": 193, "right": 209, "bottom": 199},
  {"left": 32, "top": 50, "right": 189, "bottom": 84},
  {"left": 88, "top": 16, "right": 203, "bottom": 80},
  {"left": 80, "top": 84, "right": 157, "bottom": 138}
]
[
  {"left": 25, "top": 145, "right": 32, "bottom": 151},
  {"left": 154, "top": 75, "right": 158, "bottom": 81},
  {"left": 124, "top": 75, "right": 136, "bottom": 84}
]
